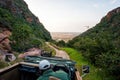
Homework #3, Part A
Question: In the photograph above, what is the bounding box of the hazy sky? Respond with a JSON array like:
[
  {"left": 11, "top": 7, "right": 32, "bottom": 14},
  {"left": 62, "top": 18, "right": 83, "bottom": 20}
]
[{"left": 24, "top": 0, "right": 120, "bottom": 32}]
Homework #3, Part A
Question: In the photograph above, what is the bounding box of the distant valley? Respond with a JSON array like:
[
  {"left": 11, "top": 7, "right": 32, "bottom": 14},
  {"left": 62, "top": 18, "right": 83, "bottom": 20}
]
[{"left": 50, "top": 32, "right": 80, "bottom": 42}]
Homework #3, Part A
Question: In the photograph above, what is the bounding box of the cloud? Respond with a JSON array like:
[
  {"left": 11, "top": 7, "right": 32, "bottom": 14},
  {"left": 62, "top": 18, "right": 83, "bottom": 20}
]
[{"left": 111, "top": 0, "right": 117, "bottom": 4}]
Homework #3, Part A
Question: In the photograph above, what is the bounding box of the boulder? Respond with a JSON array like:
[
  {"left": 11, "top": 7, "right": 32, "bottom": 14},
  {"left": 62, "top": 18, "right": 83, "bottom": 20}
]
[{"left": 18, "top": 48, "right": 42, "bottom": 58}]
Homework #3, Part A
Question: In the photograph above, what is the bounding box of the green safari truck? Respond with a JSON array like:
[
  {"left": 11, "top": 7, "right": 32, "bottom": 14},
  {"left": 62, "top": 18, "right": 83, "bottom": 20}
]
[{"left": 0, "top": 56, "right": 82, "bottom": 80}]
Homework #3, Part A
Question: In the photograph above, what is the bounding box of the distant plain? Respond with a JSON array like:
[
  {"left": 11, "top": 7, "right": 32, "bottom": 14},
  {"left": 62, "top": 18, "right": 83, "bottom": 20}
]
[{"left": 50, "top": 32, "right": 80, "bottom": 42}]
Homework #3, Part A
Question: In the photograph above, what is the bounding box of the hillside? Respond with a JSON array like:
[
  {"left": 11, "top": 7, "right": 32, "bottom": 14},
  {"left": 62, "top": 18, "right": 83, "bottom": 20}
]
[
  {"left": 68, "top": 7, "right": 120, "bottom": 79},
  {"left": 0, "top": 0, "right": 51, "bottom": 52}
]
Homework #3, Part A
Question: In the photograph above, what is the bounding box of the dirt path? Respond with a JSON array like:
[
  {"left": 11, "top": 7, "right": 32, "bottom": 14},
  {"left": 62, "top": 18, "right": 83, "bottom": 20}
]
[{"left": 46, "top": 42, "right": 70, "bottom": 59}]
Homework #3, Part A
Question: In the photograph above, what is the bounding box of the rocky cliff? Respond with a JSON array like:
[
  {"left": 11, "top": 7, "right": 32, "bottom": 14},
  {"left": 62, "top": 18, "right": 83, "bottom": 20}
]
[
  {"left": 0, "top": 0, "right": 51, "bottom": 52},
  {"left": 106, "top": 7, "right": 120, "bottom": 22}
]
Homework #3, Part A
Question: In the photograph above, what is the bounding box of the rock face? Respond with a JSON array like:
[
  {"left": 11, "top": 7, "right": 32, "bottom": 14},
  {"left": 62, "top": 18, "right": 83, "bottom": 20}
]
[
  {"left": 106, "top": 7, "right": 120, "bottom": 21},
  {"left": 0, "top": 23, "right": 11, "bottom": 53},
  {"left": 0, "top": 0, "right": 51, "bottom": 52}
]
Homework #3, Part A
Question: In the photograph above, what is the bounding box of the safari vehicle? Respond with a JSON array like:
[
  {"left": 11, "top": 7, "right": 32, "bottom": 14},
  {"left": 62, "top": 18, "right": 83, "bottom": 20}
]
[{"left": 0, "top": 56, "right": 82, "bottom": 80}]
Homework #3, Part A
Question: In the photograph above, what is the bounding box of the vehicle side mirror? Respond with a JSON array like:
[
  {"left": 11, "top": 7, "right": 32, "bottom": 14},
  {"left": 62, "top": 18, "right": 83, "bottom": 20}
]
[{"left": 82, "top": 65, "right": 90, "bottom": 74}]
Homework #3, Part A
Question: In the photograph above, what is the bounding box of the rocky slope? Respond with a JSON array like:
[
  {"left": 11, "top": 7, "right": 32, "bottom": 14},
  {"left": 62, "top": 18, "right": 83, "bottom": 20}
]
[{"left": 0, "top": 0, "right": 51, "bottom": 53}]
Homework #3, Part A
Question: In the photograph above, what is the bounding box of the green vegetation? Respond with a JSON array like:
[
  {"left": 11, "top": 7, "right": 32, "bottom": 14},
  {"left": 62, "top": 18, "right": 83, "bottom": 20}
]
[
  {"left": 0, "top": 0, "right": 51, "bottom": 52},
  {"left": 63, "top": 48, "right": 114, "bottom": 80},
  {"left": 67, "top": 7, "right": 120, "bottom": 80},
  {"left": 41, "top": 43, "right": 56, "bottom": 56},
  {"left": 0, "top": 61, "right": 8, "bottom": 69},
  {"left": 55, "top": 40, "right": 66, "bottom": 47}
]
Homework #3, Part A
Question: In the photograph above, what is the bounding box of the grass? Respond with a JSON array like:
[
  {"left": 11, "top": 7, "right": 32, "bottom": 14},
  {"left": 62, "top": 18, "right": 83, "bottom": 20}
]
[
  {"left": 62, "top": 47, "right": 114, "bottom": 80},
  {"left": 0, "top": 61, "right": 8, "bottom": 69}
]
